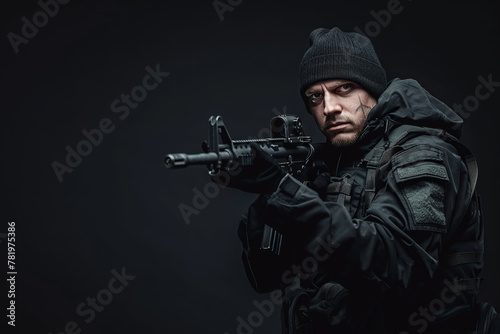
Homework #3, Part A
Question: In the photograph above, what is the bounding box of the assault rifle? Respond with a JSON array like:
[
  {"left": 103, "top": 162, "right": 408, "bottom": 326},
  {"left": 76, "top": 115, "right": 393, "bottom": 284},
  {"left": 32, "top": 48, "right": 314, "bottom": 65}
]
[
  {"left": 164, "top": 115, "right": 316, "bottom": 176},
  {"left": 164, "top": 114, "right": 320, "bottom": 255}
]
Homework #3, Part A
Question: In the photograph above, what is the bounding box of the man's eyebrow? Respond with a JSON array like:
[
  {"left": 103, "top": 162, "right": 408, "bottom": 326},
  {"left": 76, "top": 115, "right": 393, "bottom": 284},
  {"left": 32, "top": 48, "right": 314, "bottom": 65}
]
[
  {"left": 305, "top": 88, "right": 320, "bottom": 96},
  {"left": 327, "top": 80, "right": 352, "bottom": 87},
  {"left": 306, "top": 80, "right": 355, "bottom": 95}
]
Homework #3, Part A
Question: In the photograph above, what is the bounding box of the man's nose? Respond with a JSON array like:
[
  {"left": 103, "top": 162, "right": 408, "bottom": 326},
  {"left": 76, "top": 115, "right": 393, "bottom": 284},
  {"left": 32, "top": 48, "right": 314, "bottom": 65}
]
[{"left": 323, "top": 91, "right": 342, "bottom": 115}]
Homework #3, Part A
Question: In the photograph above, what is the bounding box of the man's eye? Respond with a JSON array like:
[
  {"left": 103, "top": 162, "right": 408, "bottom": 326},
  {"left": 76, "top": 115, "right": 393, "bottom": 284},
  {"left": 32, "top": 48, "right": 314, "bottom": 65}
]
[
  {"left": 309, "top": 93, "right": 322, "bottom": 101},
  {"left": 338, "top": 84, "right": 352, "bottom": 93}
]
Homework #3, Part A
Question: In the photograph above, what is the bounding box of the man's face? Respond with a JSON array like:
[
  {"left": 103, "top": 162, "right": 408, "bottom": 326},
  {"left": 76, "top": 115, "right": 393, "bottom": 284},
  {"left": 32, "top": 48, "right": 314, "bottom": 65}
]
[{"left": 305, "top": 79, "right": 377, "bottom": 147}]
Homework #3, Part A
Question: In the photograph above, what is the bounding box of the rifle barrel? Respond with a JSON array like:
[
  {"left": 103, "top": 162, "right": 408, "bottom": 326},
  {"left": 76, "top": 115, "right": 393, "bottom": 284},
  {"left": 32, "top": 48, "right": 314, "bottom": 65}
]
[{"left": 164, "top": 151, "right": 233, "bottom": 168}]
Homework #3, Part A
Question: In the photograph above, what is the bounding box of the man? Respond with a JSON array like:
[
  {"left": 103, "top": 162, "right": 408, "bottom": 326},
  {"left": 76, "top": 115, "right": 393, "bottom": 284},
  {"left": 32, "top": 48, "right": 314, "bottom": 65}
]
[{"left": 223, "top": 27, "right": 495, "bottom": 333}]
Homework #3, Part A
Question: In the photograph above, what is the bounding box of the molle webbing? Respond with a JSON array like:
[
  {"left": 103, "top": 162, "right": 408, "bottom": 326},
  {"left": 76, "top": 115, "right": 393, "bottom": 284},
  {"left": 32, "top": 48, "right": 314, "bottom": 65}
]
[
  {"left": 325, "top": 174, "right": 354, "bottom": 214},
  {"left": 326, "top": 175, "right": 352, "bottom": 208}
]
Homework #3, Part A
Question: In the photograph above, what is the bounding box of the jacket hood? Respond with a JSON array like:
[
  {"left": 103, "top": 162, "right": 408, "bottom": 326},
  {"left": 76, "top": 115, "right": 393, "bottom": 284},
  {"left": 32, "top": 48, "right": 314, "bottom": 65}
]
[
  {"left": 366, "top": 78, "right": 463, "bottom": 139},
  {"left": 314, "top": 78, "right": 464, "bottom": 170}
]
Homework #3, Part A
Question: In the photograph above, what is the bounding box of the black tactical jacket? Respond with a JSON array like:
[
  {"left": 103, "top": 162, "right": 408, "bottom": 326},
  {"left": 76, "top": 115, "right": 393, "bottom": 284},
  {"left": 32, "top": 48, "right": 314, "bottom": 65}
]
[{"left": 238, "top": 78, "right": 483, "bottom": 333}]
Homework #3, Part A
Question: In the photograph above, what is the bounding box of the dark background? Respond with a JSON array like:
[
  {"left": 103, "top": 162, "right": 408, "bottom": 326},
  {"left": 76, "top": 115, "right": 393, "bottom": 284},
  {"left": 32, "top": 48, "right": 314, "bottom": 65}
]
[{"left": 1, "top": 0, "right": 499, "bottom": 333}]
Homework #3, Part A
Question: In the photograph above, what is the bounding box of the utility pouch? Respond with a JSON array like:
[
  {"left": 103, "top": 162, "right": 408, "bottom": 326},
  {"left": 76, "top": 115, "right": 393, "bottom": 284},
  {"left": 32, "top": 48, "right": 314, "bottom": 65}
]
[
  {"left": 282, "top": 287, "right": 314, "bottom": 334},
  {"left": 307, "top": 282, "right": 353, "bottom": 333}
]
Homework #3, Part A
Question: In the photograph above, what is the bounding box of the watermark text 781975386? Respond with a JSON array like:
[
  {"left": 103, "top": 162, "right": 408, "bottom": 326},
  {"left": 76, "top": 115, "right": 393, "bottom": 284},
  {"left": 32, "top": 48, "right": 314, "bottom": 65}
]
[{"left": 5, "top": 221, "right": 17, "bottom": 327}]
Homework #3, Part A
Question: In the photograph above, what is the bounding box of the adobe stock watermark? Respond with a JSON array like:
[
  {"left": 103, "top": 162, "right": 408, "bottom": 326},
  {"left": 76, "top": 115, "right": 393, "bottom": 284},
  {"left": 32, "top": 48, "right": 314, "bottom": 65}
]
[
  {"left": 353, "top": 0, "right": 413, "bottom": 39},
  {"left": 452, "top": 73, "right": 499, "bottom": 130},
  {"left": 213, "top": 0, "right": 243, "bottom": 22},
  {"left": 399, "top": 278, "right": 471, "bottom": 333},
  {"left": 177, "top": 106, "right": 288, "bottom": 225},
  {"left": 48, "top": 267, "right": 135, "bottom": 334},
  {"left": 7, "top": 0, "right": 72, "bottom": 54},
  {"left": 223, "top": 238, "right": 340, "bottom": 334},
  {"left": 51, "top": 63, "right": 170, "bottom": 183}
]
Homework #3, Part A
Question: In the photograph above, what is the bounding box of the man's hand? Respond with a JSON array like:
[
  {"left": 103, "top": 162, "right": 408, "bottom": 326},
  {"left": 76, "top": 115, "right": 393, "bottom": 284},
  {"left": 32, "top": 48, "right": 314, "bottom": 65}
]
[
  {"left": 299, "top": 160, "right": 331, "bottom": 198},
  {"left": 213, "top": 142, "right": 287, "bottom": 194}
]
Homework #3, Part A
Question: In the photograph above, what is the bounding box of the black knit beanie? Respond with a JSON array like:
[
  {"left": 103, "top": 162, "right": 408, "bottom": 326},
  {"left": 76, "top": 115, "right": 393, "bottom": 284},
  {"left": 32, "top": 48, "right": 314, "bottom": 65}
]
[{"left": 299, "top": 27, "right": 387, "bottom": 109}]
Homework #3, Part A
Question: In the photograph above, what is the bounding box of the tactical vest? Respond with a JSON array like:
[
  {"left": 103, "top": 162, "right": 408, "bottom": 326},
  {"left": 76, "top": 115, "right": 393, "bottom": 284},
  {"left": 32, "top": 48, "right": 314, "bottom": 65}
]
[
  {"left": 281, "top": 124, "right": 491, "bottom": 334},
  {"left": 324, "top": 124, "right": 478, "bottom": 217}
]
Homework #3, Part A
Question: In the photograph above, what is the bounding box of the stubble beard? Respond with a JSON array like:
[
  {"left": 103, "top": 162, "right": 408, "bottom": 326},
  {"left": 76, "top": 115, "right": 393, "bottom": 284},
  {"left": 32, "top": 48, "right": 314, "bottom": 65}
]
[{"left": 327, "top": 126, "right": 363, "bottom": 147}]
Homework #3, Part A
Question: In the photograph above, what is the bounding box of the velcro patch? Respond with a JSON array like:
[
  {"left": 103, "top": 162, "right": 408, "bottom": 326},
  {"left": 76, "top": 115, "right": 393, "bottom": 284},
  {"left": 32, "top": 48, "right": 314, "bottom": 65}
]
[
  {"left": 394, "top": 162, "right": 449, "bottom": 233},
  {"left": 395, "top": 162, "right": 449, "bottom": 183}
]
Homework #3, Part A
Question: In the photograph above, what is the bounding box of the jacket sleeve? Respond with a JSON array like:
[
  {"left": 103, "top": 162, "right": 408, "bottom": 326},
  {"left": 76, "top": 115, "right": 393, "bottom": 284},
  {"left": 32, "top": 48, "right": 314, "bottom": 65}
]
[{"left": 262, "top": 137, "right": 473, "bottom": 299}]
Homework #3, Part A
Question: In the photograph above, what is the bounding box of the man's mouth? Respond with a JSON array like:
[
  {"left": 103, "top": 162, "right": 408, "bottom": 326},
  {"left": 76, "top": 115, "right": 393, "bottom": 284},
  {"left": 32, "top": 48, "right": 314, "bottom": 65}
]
[{"left": 325, "top": 122, "right": 349, "bottom": 132}]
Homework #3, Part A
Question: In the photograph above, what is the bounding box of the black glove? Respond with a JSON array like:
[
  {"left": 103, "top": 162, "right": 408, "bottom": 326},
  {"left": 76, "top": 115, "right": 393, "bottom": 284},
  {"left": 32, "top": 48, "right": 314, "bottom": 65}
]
[
  {"left": 214, "top": 142, "right": 286, "bottom": 194},
  {"left": 300, "top": 160, "right": 331, "bottom": 198},
  {"left": 237, "top": 194, "right": 295, "bottom": 292},
  {"left": 238, "top": 196, "right": 267, "bottom": 251}
]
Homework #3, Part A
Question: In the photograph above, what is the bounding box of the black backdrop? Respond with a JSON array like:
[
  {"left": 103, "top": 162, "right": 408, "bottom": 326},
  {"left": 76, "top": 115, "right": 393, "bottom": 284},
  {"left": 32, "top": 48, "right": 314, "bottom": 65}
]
[{"left": 1, "top": 1, "right": 499, "bottom": 333}]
